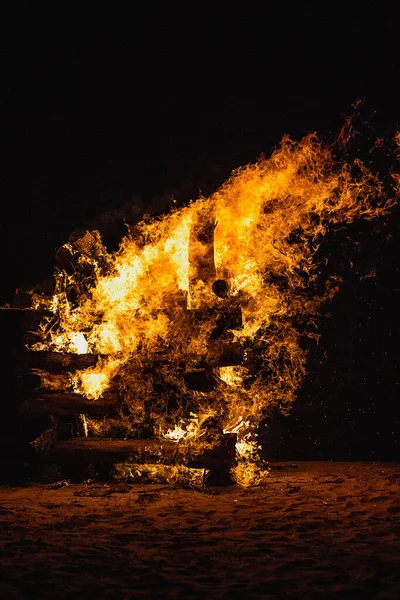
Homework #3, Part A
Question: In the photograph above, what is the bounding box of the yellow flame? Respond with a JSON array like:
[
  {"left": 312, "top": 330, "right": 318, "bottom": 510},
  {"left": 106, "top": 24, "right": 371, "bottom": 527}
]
[
  {"left": 69, "top": 332, "right": 88, "bottom": 354},
  {"left": 163, "top": 212, "right": 192, "bottom": 293},
  {"left": 218, "top": 366, "right": 244, "bottom": 387},
  {"left": 114, "top": 462, "right": 208, "bottom": 487},
  {"left": 73, "top": 372, "right": 109, "bottom": 399}
]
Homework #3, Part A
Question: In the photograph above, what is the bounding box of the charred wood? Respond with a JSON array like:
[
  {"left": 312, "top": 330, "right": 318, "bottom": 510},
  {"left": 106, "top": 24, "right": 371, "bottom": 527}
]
[
  {"left": 20, "top": 370, "right": 72, "bottom": 394},
  {"left": 210, "top": 308, "right": 243, "bottom": 338},
  {"left": 207, "top": 341, "right": 244, "bottom": 367},
  {"left": 211, "top": 279, "right": 229, "bottom": 298},
  {"left": 56, "top": 230, "right": 110, "bottom": 275},
  {"left": 22, "top": 351, "right": 99, "bottom": 373},
  {"left": 13, "top": 290, "right": 34, "bottom": 308},
  {"left": 55, "top": 245, "right": 75, "bottom": 270},
  {"left": 117, "top": 464, "right": 209, "bottom": 490},
  {"left": 49, "top": 438, "right": 179, "bottom": 464},
  {"left": 19, "top": 392, "right": 118, "bottom": 417},
  {"left": 190, "top": 432, "right": 236, "bottom": 471},
  {"left": 45, "top": 434, "right": 236, "bottom": 470},
  {"left": 189, "top": 205, "right": 217, "bottom": 302},
  {"left": 184, "top": 370, "right": 218, "bottom": 392},
  {"left": 23, "top": 331, "right": 44, "bottom": 347},
  {"left": 12, "top": 289, "right": 55, "bottom": 312},
  {"left": 30, "top": 415, "right": 58, "bottom": 454},
  {"left": 0, "top": 306, "right": 54, "bottom": 319},
  {"left": 75, "top": 414, "right": 89, "bottom": 437},
  {"left": 188, "top": 307, "right": 243, "bottom": 336}
]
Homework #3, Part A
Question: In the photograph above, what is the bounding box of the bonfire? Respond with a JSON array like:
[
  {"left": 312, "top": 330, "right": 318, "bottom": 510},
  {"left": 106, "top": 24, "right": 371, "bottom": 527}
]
[{"left": 7, "top": 125, "right": 399, "bottom": 487}]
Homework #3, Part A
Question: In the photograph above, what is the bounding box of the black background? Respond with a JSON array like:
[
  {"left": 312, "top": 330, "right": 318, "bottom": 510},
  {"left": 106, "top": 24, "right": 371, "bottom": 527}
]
[{"left": 2, "top": 1, "right": 400, "bottom": 460}]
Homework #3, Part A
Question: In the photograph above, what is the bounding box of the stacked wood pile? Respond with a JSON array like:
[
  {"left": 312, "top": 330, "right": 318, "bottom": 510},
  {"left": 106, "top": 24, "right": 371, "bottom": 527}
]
[{"left": 1, "top": 220, "right": 243, "bottom": 487}]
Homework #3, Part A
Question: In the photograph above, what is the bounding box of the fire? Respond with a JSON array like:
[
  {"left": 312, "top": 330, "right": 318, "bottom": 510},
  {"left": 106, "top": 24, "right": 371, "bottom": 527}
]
[
  {"left": 73, "top": 372, "right": 109, "bottom": 399},
  {"left": 69, "top": 332, "right": 88, "bottom": 354},
  {"left": 29, "top": 128, "right": 398, "bottom": 485}
]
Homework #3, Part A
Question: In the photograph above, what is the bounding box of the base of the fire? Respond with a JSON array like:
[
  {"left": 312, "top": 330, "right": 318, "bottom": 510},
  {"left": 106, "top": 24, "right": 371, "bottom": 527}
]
[{"left": 24, "top": 427, "right": 269, "bottom": 490}]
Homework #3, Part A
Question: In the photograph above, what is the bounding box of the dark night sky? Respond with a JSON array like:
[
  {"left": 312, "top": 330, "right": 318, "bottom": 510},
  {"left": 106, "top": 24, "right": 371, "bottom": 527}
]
[{"left": 2, "top": 2, "right": 400, "bottom": 459}]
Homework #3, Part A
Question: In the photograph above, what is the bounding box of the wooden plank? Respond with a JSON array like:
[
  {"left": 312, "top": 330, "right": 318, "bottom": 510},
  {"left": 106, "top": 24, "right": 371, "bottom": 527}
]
[
  {"left": 22, "top": 351, "right": 98, "bottom": 373},
  {"left": 20, "top": 370, "right": 72, "bottom": 394},
  {"left": 46, "top": 434, "right": 237, "bottom": 469},
  {"left": 49, "top": 438, "right": 180, "bottom": 463},
  {"left": 19, "top": 392, "right": 118, "bottom": 416}
]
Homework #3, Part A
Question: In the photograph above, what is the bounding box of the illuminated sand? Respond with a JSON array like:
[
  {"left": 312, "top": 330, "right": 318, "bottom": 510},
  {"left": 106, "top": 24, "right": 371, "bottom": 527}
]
[{"left": 1, "top": 462, "right": 399, "bottom": 599}]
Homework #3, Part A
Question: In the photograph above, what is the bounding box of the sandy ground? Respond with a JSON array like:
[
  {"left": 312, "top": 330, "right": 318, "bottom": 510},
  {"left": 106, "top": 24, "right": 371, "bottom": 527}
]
[{"left": 0, "top": 462, "right": 399, "bottom": 600}]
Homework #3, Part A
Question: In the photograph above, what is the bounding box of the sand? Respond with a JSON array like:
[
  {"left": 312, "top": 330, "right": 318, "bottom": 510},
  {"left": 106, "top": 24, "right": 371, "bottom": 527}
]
[{"left": 1, "top": 462, "right": 399, "bottom": 599}]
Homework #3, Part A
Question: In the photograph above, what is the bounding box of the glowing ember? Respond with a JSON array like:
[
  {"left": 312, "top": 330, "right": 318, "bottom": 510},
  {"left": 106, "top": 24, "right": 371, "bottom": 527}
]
[{"left": 29, "top": 127, "right": 399, "bottom": 485}]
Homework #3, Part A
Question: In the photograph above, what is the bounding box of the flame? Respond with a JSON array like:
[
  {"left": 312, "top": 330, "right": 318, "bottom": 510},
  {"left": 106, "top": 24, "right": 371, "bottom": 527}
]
[
  {"left": 218, "top": 366, "right": 243, "bottom": 387},
  {"left": 30, "top": 129, "right": 397, "bottom": 484},
  {"left": 72, "top": 372, "right": 109, "bottom": 398},
  {"left": 69, "top": 332, "right": 88, "bottom": 354},
  {"left": 113, "top": 462, "right": 208, "bottom": 488}
]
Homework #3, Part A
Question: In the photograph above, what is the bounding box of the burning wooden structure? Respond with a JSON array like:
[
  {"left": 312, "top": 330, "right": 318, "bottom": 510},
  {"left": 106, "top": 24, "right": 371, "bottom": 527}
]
[
  {"left": 4, "top": 222, "right": 241, "bottom": 487},
  {"left": 2, "top": 131, "right": 396, "bottom": 486}
]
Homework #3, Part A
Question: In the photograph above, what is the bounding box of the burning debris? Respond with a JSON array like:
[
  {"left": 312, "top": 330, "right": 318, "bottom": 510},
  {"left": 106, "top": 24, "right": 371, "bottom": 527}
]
[{"left": 6, "top": 128, "right": 399, "bottom": 486}]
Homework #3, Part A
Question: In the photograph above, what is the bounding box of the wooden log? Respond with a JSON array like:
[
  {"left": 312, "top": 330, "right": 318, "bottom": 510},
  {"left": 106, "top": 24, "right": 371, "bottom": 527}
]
[
  {"left": 19, "top": 392, "right": 119, "bottom": 417},
  {"left": 30, "top": 415, "right": 58, "bottom": 453},
  {"left": 188, "top": 307, "right": 243, "bottom": 336},
  {"left": 13, "top": 290, "right": 34, "bottom": 308},
  {"left": 210, "top": 308, "right": 243, "bottom": 338},
  {"left": 184, "top": 370, "right": 218, "bottom": 392},
  {"left": 75, "top": 414, "right": 88, "bottom": 437},
  {"left": 207, "top": 341, "right": 244, "bottom": 367},
  {"left": 211, "top": 279, "right": 229, "bottom": 298},
  {"left": 13, "top": 289, "right": 56, "bottom": 311},
  {"left": 23, "top": 331, "right": 44, "bottom": 347},
  {"left": 55, "top": 245, "right": 74, "bottom": 270},
  {"left": 0, "top": 306, "right": 54, "bottom": 320},
  {"left": 48, "top": 438, "right": 179, "bottom": 463},
  {"left": 20, "top": 370, "right": 72, "bottom": 394},
  {"left": 190, "top": 433, "right": 237, "bottom": 471},
  {"left": 44, "top": 434, "right": 237, "bottom": 470},
  {"left": 189, "top": 204, "right": 217, "bottom": 307},
  {"left": 114, "top": 463, "right": 209, "bottom": 489},
  {"left": 22, "top": 351, "right": 99, "bottom": 373}
]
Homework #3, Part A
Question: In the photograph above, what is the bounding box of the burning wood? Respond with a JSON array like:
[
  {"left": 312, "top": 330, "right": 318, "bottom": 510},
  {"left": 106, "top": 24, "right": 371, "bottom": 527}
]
[
  {"left": 40, "top": 434, "right": 236, "bottom": 470},
  {"left": 207, "top": 341, "right": 244, "bottom": 367},
  {"left": 75, "top": 414, "right": 88, "bottom": 437},
  {"left": 21, "top": 370, "right": 72, "bottom": 394},
  {"left": 19, "top": 392, "right": 118, "bottom": 416},
  {"left": 113, "top": 463, "right": 209, "bottom": 489},
  {"left": 183, "top": 371, "right": 218, "bottom": 392},
  {"left": 30, "top": 415, "right": 59, "bottom": 453},
  {"left": 188, "top": 203, "right": 217, "bottom": 308},
  {"left": 23, "top": 351, "right": 98, "bottom": 373},
  {"left": 0, "top": 306, "right": 54, "bottom": 323},
  {"left": 4, "top": 127, "right": 398, "bottom": 486},
  {"left": 26, "top": 434, "right": 236, "bottom": 485}
]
